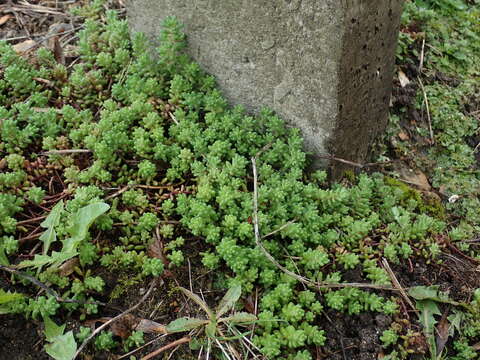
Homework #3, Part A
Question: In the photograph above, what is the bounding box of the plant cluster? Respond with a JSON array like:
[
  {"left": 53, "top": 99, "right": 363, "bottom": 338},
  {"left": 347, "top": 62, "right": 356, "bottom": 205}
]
[{"left": 0, "top": 1, "right": 479, "bottom": 359}]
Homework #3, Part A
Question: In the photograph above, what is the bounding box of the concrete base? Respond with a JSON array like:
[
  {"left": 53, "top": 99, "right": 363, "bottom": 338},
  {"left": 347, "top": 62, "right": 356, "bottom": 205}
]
[{"left": 127, "top": 0, "right": 404, "bottom": 173}]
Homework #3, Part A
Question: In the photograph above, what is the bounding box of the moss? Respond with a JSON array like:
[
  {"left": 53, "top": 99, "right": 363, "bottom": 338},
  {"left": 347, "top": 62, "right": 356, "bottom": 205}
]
[
  {"left": 384, "top": 177, "right": 446, "bottom": 220},
  {"left": 109, "top": 272, "right": 142, "bottom": 300},
  {"left": 342, "top": 169, "right": 357, "bottom": 183}
]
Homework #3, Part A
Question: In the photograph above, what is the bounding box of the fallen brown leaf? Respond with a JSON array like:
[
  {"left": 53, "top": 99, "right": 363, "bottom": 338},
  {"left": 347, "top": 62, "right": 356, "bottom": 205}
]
[
  {"left": 135, "top": 319, "right": 168, "bottom": 334},
  {"left": 399, "top": 168, "right": 431, "bottom": 191},
  {"left": 435, "top": 312, "right": 450, "bottom": 356},
  {"left": 13, "top": 40, "right": 37, "bottom": 54},
  {"left": 58, "top": 257, "right": 79, "bottom": 277},
  {"left": 398, "top": 70, "right": 411, "bottom": 88},
  {"left": 148, "top": 229, "right": 169, "bottom": 266},
  {"left": 110, "top": 314, "right": 139, "bottom": 339},
  {"left": 0, "top": 14, "right": 12, "bottom": 26},
  {"left": 52, "top": 36, "right": 65, "bottom": 65},
  {"left": 398, "top": 131, "right": 410, "bottom": 141},
  {"left": 85, "top": 314, "right": 140, "bottom": 339}
]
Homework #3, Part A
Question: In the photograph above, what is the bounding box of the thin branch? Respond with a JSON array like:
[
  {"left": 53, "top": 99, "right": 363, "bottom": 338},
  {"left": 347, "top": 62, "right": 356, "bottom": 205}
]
[
  {"left": 251, "top": 156, "right": 398, "bottom": 291},
  {"left": 261, "top": 220, "right": 296, "bottom": 239},
  {"left": 382, "top": 258, "right": 416, "bottom": 311},
  {"left": 417, "top": 76, "right": 434, "bottom": 145},
  {"left": 0, "top": 264, "right": 107, "bottom": 307},
  {"left": 419, "top": 38, "right": 426, "bottom": 73},
  {"left": 105, "top": 185, "right": 130, "bottom": 200},
  {"left": 314, "top": 154, "right": 395, "bottom": 169},
  {"left": 118, "top": 334, "right": 167, "bottom": 360},
  {"left": 40, "top": 149, "right": 92, "bottom": 155},
  {"left": 73, "top": 279, "right": 158, "bottom": 360},
  {"left": 15, "top": 215, "right": 47, "bottom": 226},
  {"left": 141, "top": 336, "right": 191, "bottom": 360},
  {"left": 0, "top": 264, "right": 59, "bottom": 298}
]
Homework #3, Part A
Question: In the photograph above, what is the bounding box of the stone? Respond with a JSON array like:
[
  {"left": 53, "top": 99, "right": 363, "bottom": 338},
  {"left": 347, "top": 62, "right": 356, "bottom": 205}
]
[{"left": 127, "top": 0, "right": 404, "bottom": 173}]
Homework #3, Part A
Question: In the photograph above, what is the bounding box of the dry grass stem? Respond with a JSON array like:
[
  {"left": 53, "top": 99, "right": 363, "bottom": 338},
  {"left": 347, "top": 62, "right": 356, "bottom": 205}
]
[{"left": 73, "top": 279, "right": 158, "bottom": 360}]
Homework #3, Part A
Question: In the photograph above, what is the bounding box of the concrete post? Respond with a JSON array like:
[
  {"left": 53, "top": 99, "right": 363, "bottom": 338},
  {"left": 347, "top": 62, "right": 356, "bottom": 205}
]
[{"left": 127, "top": 0, "right": 404, "bottom": 173}]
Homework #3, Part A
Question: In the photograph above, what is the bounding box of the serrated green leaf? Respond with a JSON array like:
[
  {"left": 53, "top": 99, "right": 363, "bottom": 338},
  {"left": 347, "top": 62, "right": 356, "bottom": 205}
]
[
  {"left": 0, "top": 288, "right": 25, "bottom": 314},
  {"left": 43, "top": 316, "right": 66, "bottom": 342},
  {"left": 0, "top": 247, "right": 9, "bottom": 266},
  {"left": 40, "top": 201, "right": 64, "bottom": 229},
  {"left": 0, "top": 288, "right": 24, "bottom": 305},
  {"left": 44, "top": 331, "right": 77, "bottom": 360},
  {"left": 40, "top": 228, "right": 57, "bottom": 256},
  {"left": 408, "top": 286, "right": 458, "bottom": 305},
  {"left": 416, "top": 299, "right": 441, "bottom": 359},
  {"left": 216, "top": 284, "right": 241, "bottom": 318},
  {"left": 447, "top": 310, "right": 465, "bottom": 337},
  {"left": 67, "top": 202, "right": 109, "bottom": 241},
  {"left": 166, "top": 317, "right": 209, "bottom": 333},
  {"left": 179, "top": 287, "right": 214, "bottom": 319},
  {"left": 62, "top": 202, "right": 109, "bottom": 254},
  {"left": 205, "top": 321, "right": 217, "bottom": 338},
  {"left": 17, "top": 254, "right": 54, "bottom": 269},
  {"left": 40, "top": 201, "right": 64, "bottom": 255},
  {"left": 17, "top": 250, "right": 77, "bottom": 270},
  {"left": 219, "top": 312, "right": 257, "bottom": 324}
]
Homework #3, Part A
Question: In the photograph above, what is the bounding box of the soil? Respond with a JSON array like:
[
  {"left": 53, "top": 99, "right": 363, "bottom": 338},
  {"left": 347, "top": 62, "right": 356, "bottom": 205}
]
[{"left": 0, "top": 314, "right": 50, "bottom": 360}]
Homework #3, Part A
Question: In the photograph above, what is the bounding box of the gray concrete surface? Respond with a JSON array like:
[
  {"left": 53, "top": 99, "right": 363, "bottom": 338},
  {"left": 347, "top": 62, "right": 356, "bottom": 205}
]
[{"left": 127, "top": 0, "right": 404, "bottom": 173}]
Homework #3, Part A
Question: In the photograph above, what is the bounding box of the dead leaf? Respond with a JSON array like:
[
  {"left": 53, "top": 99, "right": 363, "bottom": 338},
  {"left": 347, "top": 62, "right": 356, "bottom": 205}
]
[
  {"left": 110, "top": 314, "right": 139, "bottom": 339},
  {"left": 242, "top": 294, "right": 256, "bottom": 314},
  {"left": 399, "top": 168, "right": 431, "bottom": 191},
  {"left": 135, "top": 319, "right": 168, "bottom": 334},
  {"left": 435, "top": 312, "right": 450, "bottom": 356},
  {"left": 398, "top": 131, "right": 410, "bottom": 141},
  {"left": 52, "top": 37, "right": 65, "bottom": 65},
  {"left": 33, "top": 78, "right": 53, "bottom": 87},
  {"left": 58, "top": 257, "right": 79, "bottom": 277},
  {"left": 0, "top": 15, "right": 12, "bottom": 26},
  {"left": 13, "top": 40, "right": 37, "bottom": 54},
  {"left": 472, "top": 342, "right": 480, "bottom": 351},
  {"left": 85, "top": 315, "right": 140, "bottom": 339},
  {"left": 398, "top": 70, "right": 411, "bottom": 88},
  {"left": 148, "top": 231, "right": 168, "bottom": 266}
]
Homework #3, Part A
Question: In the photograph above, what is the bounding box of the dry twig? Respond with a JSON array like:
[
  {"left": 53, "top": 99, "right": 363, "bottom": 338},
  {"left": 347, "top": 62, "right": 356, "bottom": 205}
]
[
  {"left": 382, "top": 258, "right": 416, "bottom": 311},
  {"left": 142, "top": 336, "right": 191, "bottom": 360},
  {"left": 73, "top": 279, "right": 158, "bottom": 360},
  {"left": 417, "top": 76, "right": 435, "bottom": 145},
  {"left": 40, "top": 149, "right": 92, "bottom": 155}
]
